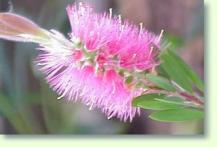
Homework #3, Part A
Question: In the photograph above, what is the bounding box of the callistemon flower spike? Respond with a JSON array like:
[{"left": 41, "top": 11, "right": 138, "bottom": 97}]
[{"left": 0, "top": 3, "right": 162, "bottom": 122}]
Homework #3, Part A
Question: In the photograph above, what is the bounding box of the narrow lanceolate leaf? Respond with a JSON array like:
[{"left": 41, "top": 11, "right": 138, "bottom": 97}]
[
  {"left": 156, "top": 96, "right": 185, "bottom": 106},
  {"left": 159, "top": 50, "right": 193, "bottom": 92},
  {"left": 132, "top": 93, "right": 166, "bottom": 107},
  {"left": 146, "top": 74, "right": 176, "bottom": 91},
  {"left": 136, "top": 99, "right": 183, "bottom": 110},
  {"left": 159, "top": 49, "right": 204, "bottom": 92},
  {"left": 169, "top": 51, "right": 204, "bottom": 91},
  {"left": 149, "top": 108, "right": 204, "bottom": 122},
  {"left": 133, "top": 94, "right": 183, "bottom": 110},
  {"left": 0, "top": 13, "right": 47, "bottom": 42}
]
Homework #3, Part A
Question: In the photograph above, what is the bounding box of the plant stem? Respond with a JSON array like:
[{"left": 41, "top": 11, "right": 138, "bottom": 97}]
[
  {"left": 144, "top": 89, "right": 204, "bottom": 108},
  {"left": 179, "top": 92, "right": 204, "bottom": 105}
]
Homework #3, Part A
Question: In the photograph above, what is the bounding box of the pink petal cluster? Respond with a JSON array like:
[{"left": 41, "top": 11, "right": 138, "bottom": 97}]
[
  {"left": 37, "top": 3, "right": 162, "bottom": 122},
  {"left": 67, "top": 3, "right": 161, "bottom": 71}
]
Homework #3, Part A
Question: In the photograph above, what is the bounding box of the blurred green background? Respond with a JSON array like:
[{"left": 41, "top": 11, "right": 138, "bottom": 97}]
[{"left": 0, "top": 0, "right": 204, "bottom": 134}]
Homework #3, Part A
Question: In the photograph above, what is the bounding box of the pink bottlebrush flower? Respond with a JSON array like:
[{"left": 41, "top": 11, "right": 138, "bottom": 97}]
[
  {"left": 36, "top": 3, "right": 162, "bottom": 122},
  {"left": 67, "top": 3, "right": 161, "bottom": 71},
  {"left": 0, "top": 3, "right": 163, "bottom": 122}
]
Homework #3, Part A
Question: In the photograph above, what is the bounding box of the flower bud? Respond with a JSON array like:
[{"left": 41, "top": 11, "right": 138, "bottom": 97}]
[{"left": 0, "top": 13, "right": 47, "bottom": 42}]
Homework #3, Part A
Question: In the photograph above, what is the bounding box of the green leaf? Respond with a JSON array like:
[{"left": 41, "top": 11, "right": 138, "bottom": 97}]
[
  {"left": 146, "top": 74, "right": 176, "bottom": 91},
  {"left": 159, "top": 49, "right": 204, "bottom": 92},
  {"left": 157, "top": 66, "right": 170, "bottom": 79},
  {"left": 170, "top": 51, "right": 204, "bottom": 91},
  {"left": 149, "top": 108, "right": 204, "bottom": 122},
  {"left": 159, "top": 49, "right": 192, "bottom": 92},
  {"left": 132, "top": 93, "right": 165, "bottom": 106},
  {"left": 164, "top": 96, "right": 184, "bottom": 102},
  {"left": 137, "top": 100, "right": 183, "bottom": 110},
  {"left": 133, "top": 94, "right": 183, "bottom": 110},
  {"left": 156, "top": 96, "right": 185, "bottom": 105},
  {"left": 164, "top": 33, "right": 184, "bottom": 49}
]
